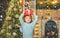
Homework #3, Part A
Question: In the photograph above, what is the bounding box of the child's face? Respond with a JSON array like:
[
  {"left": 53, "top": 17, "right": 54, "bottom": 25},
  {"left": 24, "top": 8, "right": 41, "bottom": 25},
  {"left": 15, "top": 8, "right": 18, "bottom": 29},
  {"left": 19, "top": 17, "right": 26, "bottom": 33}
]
[{"left": 24, "top": 16, "right": 32, "bottom": 23}]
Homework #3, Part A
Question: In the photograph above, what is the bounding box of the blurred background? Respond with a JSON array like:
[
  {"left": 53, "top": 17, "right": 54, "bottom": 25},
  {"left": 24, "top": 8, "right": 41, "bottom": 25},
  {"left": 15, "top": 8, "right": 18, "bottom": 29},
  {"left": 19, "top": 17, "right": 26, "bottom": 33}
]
[{"left": 0, "top": 0, "right": 60, "bottom": 38}]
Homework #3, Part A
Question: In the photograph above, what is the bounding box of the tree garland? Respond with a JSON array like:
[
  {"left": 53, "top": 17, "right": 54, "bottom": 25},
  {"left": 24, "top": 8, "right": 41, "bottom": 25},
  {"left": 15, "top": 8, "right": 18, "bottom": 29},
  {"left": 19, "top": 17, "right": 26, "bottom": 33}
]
[{"left": 36, "top": 2, "right": 60, "bottom": 9}]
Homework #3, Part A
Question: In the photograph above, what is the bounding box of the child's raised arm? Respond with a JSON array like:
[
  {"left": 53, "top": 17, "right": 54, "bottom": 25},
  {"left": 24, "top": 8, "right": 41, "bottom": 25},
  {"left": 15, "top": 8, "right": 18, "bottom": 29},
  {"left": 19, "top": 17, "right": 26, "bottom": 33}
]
[
  {"left": 20, "top": 26, "right": 23, "bottom": 33},
  {"left": 19, "top": 13, "right": 24, "bottom": 24},
  {"left": 32, "top": 13, "right": 38, "bottom": 25}
]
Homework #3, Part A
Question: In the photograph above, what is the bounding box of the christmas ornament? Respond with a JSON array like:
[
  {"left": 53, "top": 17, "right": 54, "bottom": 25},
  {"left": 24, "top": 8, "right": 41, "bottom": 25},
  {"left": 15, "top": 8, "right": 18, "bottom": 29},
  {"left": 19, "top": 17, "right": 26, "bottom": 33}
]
[
  {"left": 0, "top": 0, "right": 23, "bottom": 38},
  {"left": 6, "top": 33, "right": 11, "bottom": 36},
  {"left": 6, "top": 16, "right": 11, "bottom": 20},
  {"left": 8, "top": 7, "right": 12, "bottom": 11},
  {"left": 13, "top": 7, "right": 17, "bottom": 11},
  {"left": 19, "top": 8, "right": 22, "bottom": 12},
  {"left": 1, "top": 29, "right": 5, "bottom": 33},
  {"left": 8, "top": 25, "right": 12, "bottom": 29},
  {"left": 15, "top": 14, "right": 19, "bottom": 18},
  {"left": 16, "top": 24, "right": 20, "bottom": 27},
  {"left": 13, "top": 32, "right": 17, "bottom": 36}
]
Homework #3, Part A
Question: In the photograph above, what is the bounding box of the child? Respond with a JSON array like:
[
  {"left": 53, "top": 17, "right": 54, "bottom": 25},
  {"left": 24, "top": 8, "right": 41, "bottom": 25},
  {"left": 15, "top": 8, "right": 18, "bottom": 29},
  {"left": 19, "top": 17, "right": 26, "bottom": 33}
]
[{"left": 19, "top": 13, "right": 38, "bottom": 38}]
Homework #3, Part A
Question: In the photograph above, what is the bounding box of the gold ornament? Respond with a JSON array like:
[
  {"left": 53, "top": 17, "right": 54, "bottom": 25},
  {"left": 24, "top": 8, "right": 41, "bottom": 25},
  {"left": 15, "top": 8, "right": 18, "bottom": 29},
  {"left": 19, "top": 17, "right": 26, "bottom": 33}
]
[
  {"left": 16, "top": 24, "right": 20, "bottom": 27},
  {"left": 8, "top": 25, "right": 12, "bottom": 29},
  {"left": 13, "top": 32, "right": 17, "bottom": 36},
  {"left": 13, "top": 8, "right": 17, "bottom": 11},
  {"left": 19, "top": 9, "right": 22, "bottom": 12},
  {"left": 6, "top": 33, "right": 11, "bottom": 35},
  {"left": 8, "top": 7, "right": 12, "bottom": 11},
  {"left": 2, "top": 25, "right": 5, "bottom": 27},
  {"left": 1, "top": 29, "right": 5, "bottom": 33},
  {"left": 15, "top": 14, "right": 19, "bottom": 18},
  {"left": 6, "top": 16, "right": 11, "bottom": 20},
  {"left": 9, "top": 5, "right": 13, "bottom": 8}
]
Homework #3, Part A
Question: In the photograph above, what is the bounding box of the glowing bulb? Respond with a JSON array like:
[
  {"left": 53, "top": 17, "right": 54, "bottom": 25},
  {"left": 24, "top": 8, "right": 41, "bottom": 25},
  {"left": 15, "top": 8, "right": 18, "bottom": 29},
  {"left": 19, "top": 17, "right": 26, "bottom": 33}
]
[
  {"left": 47, "top": 6, "right": 49, "bottom": 8},
  {"left": 19, "top": 0, "right": 22, "bottom": 3},
  {"left": 39, "top": 2, "right": 43, "bottom": 4},
  {"left": 52, "top": 1, "right": 57, "bottom": 4},
  {"left": 55, "top": 1, "right": 57, "bottom": 3},
  {"left": 54, "top": 6, "right": 56, "bottom": 8},
  {"left": 52, "top": 2, "right": 55, "bottom": 4}
]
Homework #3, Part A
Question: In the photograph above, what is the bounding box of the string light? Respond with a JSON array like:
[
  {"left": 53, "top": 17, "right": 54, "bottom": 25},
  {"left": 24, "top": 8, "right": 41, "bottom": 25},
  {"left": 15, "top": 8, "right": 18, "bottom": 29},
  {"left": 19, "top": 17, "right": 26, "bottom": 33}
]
[
  {"left": 54, "top": 6, "right": 56, "bottom": 8},
  {"left": 47, "top": 6, "right": 49, "bottom": 8},
  {"left": 39, "top": 2, "right": 43, "bottom": 4},
  {"left": 52, "top": 1, "right": 57, "bottom": 4}
]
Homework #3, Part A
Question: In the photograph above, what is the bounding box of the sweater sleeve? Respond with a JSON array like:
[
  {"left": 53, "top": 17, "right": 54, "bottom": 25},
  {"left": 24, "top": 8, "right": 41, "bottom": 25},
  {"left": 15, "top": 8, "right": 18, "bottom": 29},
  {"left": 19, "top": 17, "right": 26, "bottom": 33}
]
[
  {"left": 19, "top": 13, "right": 24, "bottom": 24},
  {"left": 31, "top": 13, "right": 38, "bottom": 25},
  {"left": 20, "top": 26, "right": 23, "bottom": 33}
]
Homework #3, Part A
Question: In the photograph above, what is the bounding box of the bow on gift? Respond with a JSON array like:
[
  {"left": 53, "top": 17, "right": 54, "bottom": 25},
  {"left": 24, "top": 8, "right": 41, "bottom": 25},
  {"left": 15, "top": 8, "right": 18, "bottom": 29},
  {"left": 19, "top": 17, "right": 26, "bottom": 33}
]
[{"left": 24, "top": 9, "right": 33, "bottom": 16}]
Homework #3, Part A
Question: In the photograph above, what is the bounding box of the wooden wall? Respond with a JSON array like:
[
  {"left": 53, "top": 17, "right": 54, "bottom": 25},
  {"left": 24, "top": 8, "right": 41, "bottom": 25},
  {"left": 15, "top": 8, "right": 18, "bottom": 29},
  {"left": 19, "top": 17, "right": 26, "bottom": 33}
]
[{"left": 34, "top": 9, "right": 60, "bottom": 38}]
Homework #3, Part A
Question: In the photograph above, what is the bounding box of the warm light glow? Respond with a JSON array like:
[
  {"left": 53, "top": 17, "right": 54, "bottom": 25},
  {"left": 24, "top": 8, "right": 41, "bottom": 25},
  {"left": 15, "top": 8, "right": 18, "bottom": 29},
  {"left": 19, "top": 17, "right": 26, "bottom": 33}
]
[
  {"left": 19, "top": 0, "right": 22, "bottom": 3},
  {"left": 39, "top": 2, "right": 43, "bottom": 4},
  {"left": 55, "top": 1, "right": 57, "bottom": 3},
  {"left": 47, "top": 6, "right": 49, "bottom": 8},
  {"left": 52, "top": 1, "right": 57, "bottom": 4},
  {"left": 52, "top": 2, "right": 55, "bottom": 4}
]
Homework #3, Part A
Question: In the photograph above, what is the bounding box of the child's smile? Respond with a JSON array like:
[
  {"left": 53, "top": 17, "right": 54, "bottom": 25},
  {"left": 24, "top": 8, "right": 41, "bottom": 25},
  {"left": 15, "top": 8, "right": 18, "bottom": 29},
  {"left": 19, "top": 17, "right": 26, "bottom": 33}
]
[{"left": 24, "top": 16, "right": 32, "bottom": 23}]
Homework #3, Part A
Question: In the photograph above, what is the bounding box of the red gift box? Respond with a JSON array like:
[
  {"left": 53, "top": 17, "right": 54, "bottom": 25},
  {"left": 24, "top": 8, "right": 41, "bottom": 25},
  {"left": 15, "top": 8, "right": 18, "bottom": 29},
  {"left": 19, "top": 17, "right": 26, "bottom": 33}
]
[{"left": 24, "top": 9, "right": 33, "bottom": 16}]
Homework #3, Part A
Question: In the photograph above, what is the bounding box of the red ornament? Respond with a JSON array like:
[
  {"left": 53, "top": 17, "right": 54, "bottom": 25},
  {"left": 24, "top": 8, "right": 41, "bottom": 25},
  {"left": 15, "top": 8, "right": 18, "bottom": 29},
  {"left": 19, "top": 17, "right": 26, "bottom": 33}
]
[{"left": 24, "top": 9, "right": 33, "bottom": 16}]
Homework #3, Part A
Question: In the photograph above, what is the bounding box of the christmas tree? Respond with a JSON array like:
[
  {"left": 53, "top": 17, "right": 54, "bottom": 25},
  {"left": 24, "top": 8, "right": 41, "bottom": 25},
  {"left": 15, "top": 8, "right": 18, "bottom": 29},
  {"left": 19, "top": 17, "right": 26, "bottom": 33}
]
[{"left": 0, "top": 0, "right": 23, "bottom": 38}]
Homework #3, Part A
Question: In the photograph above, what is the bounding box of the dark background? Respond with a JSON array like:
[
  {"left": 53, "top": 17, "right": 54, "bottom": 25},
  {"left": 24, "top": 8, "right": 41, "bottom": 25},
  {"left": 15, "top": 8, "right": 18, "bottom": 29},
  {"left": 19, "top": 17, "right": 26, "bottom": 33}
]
[{"left": 0, "top": 0, "right": 11, "bottom": 29}]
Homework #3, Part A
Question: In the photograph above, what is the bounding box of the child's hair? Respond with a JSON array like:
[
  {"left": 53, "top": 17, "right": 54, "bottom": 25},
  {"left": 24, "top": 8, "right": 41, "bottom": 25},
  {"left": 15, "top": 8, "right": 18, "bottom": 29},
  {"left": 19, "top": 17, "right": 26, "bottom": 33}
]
[{"left": 23, "top": 15, "right": 33, "bottom": 23}]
